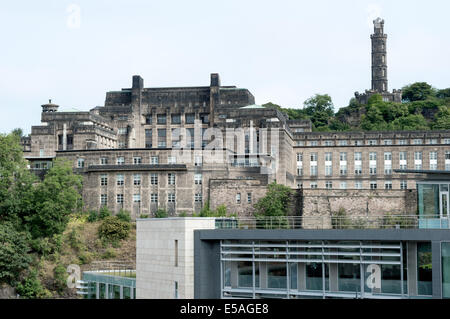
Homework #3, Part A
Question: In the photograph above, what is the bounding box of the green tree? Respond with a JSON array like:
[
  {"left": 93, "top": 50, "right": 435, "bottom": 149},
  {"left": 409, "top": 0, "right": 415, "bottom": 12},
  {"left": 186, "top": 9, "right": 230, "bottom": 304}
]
[
  {"left": 26, "top": 158, "right": 83, "bottom": 238},
  {"left": 254, "top": 182, "right": 293, "bottom": 217},
  {"left": 432, "top": 106, "right": 450, "bottom": 130},
  {"left": 0, "top": 133, "right": 36, "bottom": 227},
  {"left": 11, "top": 128, "right": 24, "bottom": 138},
  {"left": 437, "top": 88, "right": 450, "bottom": 99},
  {"left": 402, "top": 82, "right": 435, "bottom": 102},
  {"left": 0, "top": 223, "right": 32, "bottom": 285}
]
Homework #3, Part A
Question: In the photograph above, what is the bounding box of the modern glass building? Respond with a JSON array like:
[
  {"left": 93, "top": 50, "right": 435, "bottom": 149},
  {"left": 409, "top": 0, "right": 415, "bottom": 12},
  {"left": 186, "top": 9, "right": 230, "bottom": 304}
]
[{"left": 78, "top": 270, "right": 136, "bottom": 299}]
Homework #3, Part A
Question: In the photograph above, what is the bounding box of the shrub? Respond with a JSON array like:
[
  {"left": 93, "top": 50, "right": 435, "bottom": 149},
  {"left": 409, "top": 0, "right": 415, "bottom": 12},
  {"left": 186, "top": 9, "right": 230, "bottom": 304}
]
[
  {"left": 87, "top": 210, "right": 99, "bottom": 222},
  {"left": 116, "top": 209, "right": 131, "bottom": 223},
  {"left": 139, "top": 214, "right": 149, "bottom": 219},
  {"left": 98, "top": 216, "right": 131, "bottom": 242},
  {"left": 53, "top": 264, "right": 67, "bottom": 292},
  {"left": 16, "top": 270, "right": 51, "bottom": 298},
  {"left": 78, "top": 251, "right": 94, "bottom": 264},
  {"left": 99, "top": 206, "right": 111, "bottom": 220},
  {"left": 154, "top": 209, "right": 168, "bottom": 218},
  {"left": 255, "top": 215, "right": 290, "bottom": 229},
  {"left": 101, "top": 248, "right": 117, "bottom": 259}
]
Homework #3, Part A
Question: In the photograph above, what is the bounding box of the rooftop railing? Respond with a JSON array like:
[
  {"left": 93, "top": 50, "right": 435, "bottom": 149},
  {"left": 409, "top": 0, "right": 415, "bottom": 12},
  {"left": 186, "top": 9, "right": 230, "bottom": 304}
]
[{"left": 214, "top": 215, "right": 450, "bottom": 230}]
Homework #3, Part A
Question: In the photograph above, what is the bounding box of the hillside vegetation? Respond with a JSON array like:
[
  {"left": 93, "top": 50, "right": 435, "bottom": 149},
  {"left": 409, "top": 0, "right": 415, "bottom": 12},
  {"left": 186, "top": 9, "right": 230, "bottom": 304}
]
[{"left": 264, "top": 82, "right": 450, "bottom": 132}]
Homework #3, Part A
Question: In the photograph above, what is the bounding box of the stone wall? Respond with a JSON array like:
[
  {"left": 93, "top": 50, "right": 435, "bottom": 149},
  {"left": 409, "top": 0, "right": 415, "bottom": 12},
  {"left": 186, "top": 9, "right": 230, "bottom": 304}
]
[{"left": 301, "top": 188, "right": 417, "bottom": 228}]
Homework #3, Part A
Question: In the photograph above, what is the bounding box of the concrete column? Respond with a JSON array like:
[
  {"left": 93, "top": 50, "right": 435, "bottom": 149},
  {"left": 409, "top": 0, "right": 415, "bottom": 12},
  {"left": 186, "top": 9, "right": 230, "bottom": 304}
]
[
  {"left": 407, "top": 242, "right": 418, "bottom": 296},
  {"left": 260, "top": 262, "right": 267, "bottom": 289},
  {"left": 298, "top": 263, "right": 306, "bottom": 291},
  {"left": 231, "top": 262, "right": 238, "bottom": 289},
  {"left": 329, "top": 263, "right": 339, "bottom": 292}
]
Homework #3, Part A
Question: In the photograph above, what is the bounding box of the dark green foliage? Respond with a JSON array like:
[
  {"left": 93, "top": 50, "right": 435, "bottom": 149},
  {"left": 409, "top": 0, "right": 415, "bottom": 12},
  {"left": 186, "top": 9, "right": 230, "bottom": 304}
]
[
  {"left": 154, "top": 209, "right": 169, "bottom": 218},
  {"left": 437, "top": 88, "right": 450, "bottom": 99},
  {"left": 139, "top": 214, "right": 149, "bottom": 219},
  {"left": 98, "top": 216, "right": 131, "bottom": 242},
  {"left": 0, "top": 223, "right": 32, "bottom": 285},
  {"left": 116, "top": 209, "right": 131, "bottom": 223},
  {"left": 53, "top": 264, "right": 67, "bottom": 292},
  {"left": 194, "top": 202, "right": 235, "bottom": 217},
  {"left": 87, "top": 210, "right": 99, "bottom": 222},
  {"left": 254, "top": 182, "right": 293, "bottom": 218},
  {"left": 16, "top": 270, "right": 51, "bottom": 298},
  {"left": 27, "top": 158, "right": 83, "bottom": 238},
  {"left": 98, "top": 206, "right": 111, "bottom": 220},
  {"left": 402, "top": 82, "right": 435, "bottom": 102}
]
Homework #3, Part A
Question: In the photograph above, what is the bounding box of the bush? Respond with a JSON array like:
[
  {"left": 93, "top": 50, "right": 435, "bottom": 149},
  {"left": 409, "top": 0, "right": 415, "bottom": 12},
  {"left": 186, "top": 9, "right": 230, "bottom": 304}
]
[
  {"left": 98, "top": 216, "right": 131, "bottom": 242},
  {"left": 53, "top": 264, "right": 67, "bottom": 292},
  {"left": 16, "top": 270, "right": 52, "bottom": 298},
  {"left": 255, "top": 215, "right": 290, "bottom": 229},
  {"left": 99, "top": 206, "right": 111, "bottom": 220},
  {"left": 0, "top": 223, "right": 32, "bottom": 285},
  {"left": 116, "top": 209, "right": 131, "bottom": 223},
  {"left": 87, "top": 210, "right": 99, "bottom": 222},
  {"left": 139, "top": 214, "right": 149, "bottom": 219},
  {"left": 101, "top": 248, "right": 117, "bottom": 259},
  {"left": 78, "top": 251, "right": 94, "bottom": 264},
  {"left": 154, "top": 209, "right": 168, "bottom": 218}
]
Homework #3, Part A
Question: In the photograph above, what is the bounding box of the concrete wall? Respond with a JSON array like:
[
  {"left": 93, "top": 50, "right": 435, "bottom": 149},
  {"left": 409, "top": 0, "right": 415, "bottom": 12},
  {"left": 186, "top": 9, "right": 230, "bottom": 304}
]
[{"left": 136, "top": 218, "right": 216, "bottom": 299}]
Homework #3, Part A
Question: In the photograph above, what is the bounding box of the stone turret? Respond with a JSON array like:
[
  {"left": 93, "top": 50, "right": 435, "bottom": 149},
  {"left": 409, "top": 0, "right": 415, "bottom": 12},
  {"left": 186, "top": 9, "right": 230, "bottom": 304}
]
[
  {"left": 41, "top": 99, "right": 59, "bottom": 113},
  {"left": 371, "top": 18, "right": 388, "bottom": 92}
]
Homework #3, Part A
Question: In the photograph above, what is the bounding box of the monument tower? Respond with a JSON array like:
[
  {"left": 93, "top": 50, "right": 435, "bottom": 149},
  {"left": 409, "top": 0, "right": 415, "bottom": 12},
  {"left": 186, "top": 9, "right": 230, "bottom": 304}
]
[{"left": 355, "top": 18, "right": 402, "bottom": 104}]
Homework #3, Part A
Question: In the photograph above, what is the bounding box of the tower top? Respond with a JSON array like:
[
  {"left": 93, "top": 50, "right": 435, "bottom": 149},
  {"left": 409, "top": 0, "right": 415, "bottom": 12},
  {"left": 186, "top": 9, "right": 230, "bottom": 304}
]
[{"left": 373, "top": 17, "right": 385, "bottom": 34}]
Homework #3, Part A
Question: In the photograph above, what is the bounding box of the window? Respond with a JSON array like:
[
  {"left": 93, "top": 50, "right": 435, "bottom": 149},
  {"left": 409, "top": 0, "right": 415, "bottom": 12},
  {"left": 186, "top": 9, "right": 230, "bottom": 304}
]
[
  {"left": 151, "top": 156, "right": 159, "bottom": 164},
  {"left": 168, "top": 156, "right": 176, "bottom": 164},
  {"left": 368, "top": 140, "right": 377, "bottom": 146},
  {"left": 236, "top": 193, "right": 241, "bottom": 204},
  {"left": 354, "top": 140, "right": 363, "bottom": 146},
  {"left": 145, "top": 129, "right": 152, "bottom": 148},
  {"left": 399, "top": 152, "right": 407, "bottom": 161},
  {"left": 100, "top": 194, "right": 107, "bottom": 206},
  {"left": 118, "top": 142, "right": 126, "bottom": 148},
  {"left": 150, "top": 173, "right": 158, "bottom": 185},
  {"left": 117, "top": 157, "right": 125, "bottom": 165},
  {"left": 118, "top": 128, "right": 127, "bottom": 135},
  {"left": 384, "top": 139, "right": 392, "bottom": 145},
  {"left": 355, "top": 181, "right": 363, "bottom": 189},
  {"left": 247, "top": 193, "right": 252, "bottom": 203},
  {"left": 400, "top": 180, "right": 407, "bottom": 190},
  {"left": 340, "top": 152, "right": 347, "bottom": 161},
  {"left": 369, "top": 152, "right": 377, "bottom": 161},
  {"left": 117, "top": 174, "right": 124, "bottom": 186},
  {"left": 133, "top": 157, "right": 142, "bottom": 164},
  {"left": 340, "top": 182, "right": 347, "bottom": 190},
  {"left": 297, "top": 167, "right": 303, "bottom": 176},
  {"left": 414, "top": 152, "right": 422, "bottom": 160},
  {"left": 310, "top": 182, "right": 318, "bottom": 189},
  {"left": 117, "top": 194, "right": 124, "bottom": 204},
  {"left": 133, "top": 194, "right": 141, "bottom": 203},
  {"left": 134, "top": 174, "right": 141, "bottom": 186},
  {"left": 429, "top": 151, "right": 437, "bottom": 160},
  {"left": 354, "top": 164, "right": 362, "bottom": 175},
  {"left": 174, "top": 240, "right": 178, "bottom": 267},
  {"left": 428, "top": 139, "right": 437, "bottom": 145},
  {"left": 309, "top": 141, "right": 318, "bottom": 146},
  {"left": 370, "top": 182, "right": 377, "bottom": 190},
  {"left": 145, "top": 114, "right": 152, "bottom": 125},
  {"left": 195, "top": 193, "right": 202, "bottom": 203},
  {"left": 158, "top": 129, "right": 166, "bottom": 148},
  {"left": 100, "top": 174, "right": 108, "bottom": 186},
  {"left": 325, "top": 181, "right": 332, "bottom": 189},
  {"left": 340, "top": 164, "right": 347, "bottom": 176},
  {"left": 77, "top": 158, "right": 85, "bottom": 168},
  {"left": 194, "top": 174, "right": 202, "bottom": 185},
  {"left": 325, "top": 152, "right": 332, "bottom": 162},
  {"left": 40, "top": 149, "right": 45, "bottom": 157},
  {"left": 384, "top": 152, "right": 392, "bottom": 161},
  {"left": 310, "top": 153, "right": 318, "bottom": 162},
  {"left": 324, "top": 140, "right": 333, "bottom": 146},
  {"left": 384, "top": 163, "right": 392, "bottom": 175},
  {"left": 157, "top": 114, "right": 167, "bottom": 125},
  {"left": 151, "top": 193, "right": 158, "bottom": 203},
  {"left": 325, "top": 165, "right": 332, "bottom": 176},
  {"left": 171, "top": 114, "right": 181, "bottom": 124},
  {"left": 168, "top": 173, "right": 176, "bottom": 185},
  {"left": 100, "top": 157, "right": 108, "bottom": 165},
  {"left": 296, "top": 153, "right": 303, "bottom": 162},
  {"left": 185, "top": 113, "right": 195, "bottom": 124},
  {"left": 200, "top": 113, "right": 209, "bottom": 124},
  {"left": 168, "top": 193, "right": 176, "bottom": 203},
  {"left": 443, "top": 139, "right": 450, "bottom": 145},
  {"left": 195, "top": 156, "right": 202, "bottom": 167},
  {"left": 354, "top": 152, "right": 362, "bottom": 161},
  {"left": 385, "top": 181, "right": 392, "bottom": 190},
  {"left": 398, "top": 139, "right": 407, "bottom": 145},
  {"left": 338, "top": 140, "right": 348, "bottom": 146},
  {"left": 413, "top": 139, "right": 423, "bottom": 145},
  {"left": 310, "top": 165, "right": 318, "bottom": 176}
]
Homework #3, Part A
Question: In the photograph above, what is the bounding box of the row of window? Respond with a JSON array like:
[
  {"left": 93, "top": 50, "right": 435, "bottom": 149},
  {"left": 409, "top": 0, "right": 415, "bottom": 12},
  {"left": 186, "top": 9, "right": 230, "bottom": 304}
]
[
  {"left": 235, "top": 192, "right": 252, "bottom": 204},
  {"left": 302, "top": 180, "right": 408, "bottom": 190},
  {"left": 295, "top": 138, "right": 450, "bottom": 147},
  {"left": 297, "top": 151, "right": 446, "bottom": 162},
  {"left": 100, "top": 173, "right": 202, "bottom": 186},
  {"left": 77, "top": 156, "right": 203, "bottom": 168},
  {"left": 144, "top": 113, "right": 209, "bottom": 125},
  {"left": 100, "top": 192, "right": 202, "bottom": 204}
]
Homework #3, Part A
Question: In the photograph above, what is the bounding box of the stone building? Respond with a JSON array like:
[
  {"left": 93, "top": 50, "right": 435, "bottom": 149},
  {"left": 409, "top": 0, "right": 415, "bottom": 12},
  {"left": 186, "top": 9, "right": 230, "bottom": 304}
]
[{"left": 21, "top": 18, "right": 450, "bottom": 220}]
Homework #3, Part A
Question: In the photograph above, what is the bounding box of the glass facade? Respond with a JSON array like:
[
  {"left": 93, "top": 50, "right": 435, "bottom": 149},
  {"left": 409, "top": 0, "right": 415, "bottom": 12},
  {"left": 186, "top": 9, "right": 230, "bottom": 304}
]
[
  {"left": 417, "top": 182, "right": 450, "bottom": 229},
  {"left": 80, "top": 271, "right": 136, "bottom": 299},
  {"left": 221, "top": 240, "right": 411, "bottom": 299},
  {"left": 442, "top": 242, "right": 450, "bottom": 299}
]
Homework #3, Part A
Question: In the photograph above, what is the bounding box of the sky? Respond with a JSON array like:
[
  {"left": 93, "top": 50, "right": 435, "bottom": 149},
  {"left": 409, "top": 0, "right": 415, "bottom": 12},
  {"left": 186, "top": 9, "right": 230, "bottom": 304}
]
[{"left": 0, "top": 0, "right": 449, "bottom": 134}]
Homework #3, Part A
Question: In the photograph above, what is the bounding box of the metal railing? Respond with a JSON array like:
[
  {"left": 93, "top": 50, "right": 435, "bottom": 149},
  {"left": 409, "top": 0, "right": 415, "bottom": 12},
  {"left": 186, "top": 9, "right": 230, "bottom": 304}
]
[
  {"left": 85, "top": 261, "right": 136, "bottom": 278},
  {"left": 215, "top": 215, "right": 450, "bottom": 230}
]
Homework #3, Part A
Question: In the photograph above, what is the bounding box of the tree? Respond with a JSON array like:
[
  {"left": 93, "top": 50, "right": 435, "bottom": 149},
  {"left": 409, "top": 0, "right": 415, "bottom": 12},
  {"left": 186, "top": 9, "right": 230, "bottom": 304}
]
[
  {"left": 26, "top": 158, "right": 83, "bottom": 238},
  {"left": 0, "top": 133, "right": 36, "bottom": 227},
  {"left": 402, "top": 82, "right": 435, "bottom": 102},
  {"left": 254, "top": 182, "right": 293, "bottom": 217},
  {"left": 11, "top": 128, "right": 24, "bottom": 138},
  {"left": 432, "top": 106, "right": 450, "bottom": 130},
  {"left": 437, "top": 88, "right": 450, "bottom": 99},
  {"left": 303, "top": 94, "right": 334, "bottom": 116},
  {"left": 0, "top": 223, "right": 32, "bottom": 285}
]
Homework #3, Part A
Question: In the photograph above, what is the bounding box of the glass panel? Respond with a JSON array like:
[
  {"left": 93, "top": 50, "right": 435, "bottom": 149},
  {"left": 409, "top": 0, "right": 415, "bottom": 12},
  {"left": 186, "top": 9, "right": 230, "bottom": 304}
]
[
  {"left": 418, "top": 184, "right": 439, "bottom": 218},
  {"left": 289, "top": 263, "right": 297, "bottom": 290},
  {"left": 267, "top": 262, "right": 287, "bottom": 289},
  {"left": 123, "top": 286, "right": 131, "bottom": 299},
  {"left": 417, "top": 242, "right": 432, "bottom": 296},
  {"left": 306, "top": 263, "right": 328, "bottom": 291},
  {"left": 338, "top": 263, "right": 360, "bottom": 293},
  {"left": 442, "top": 193, "right": 448, "bottom": 218},
  {"left": 238, "top": 261, "right": 252, "bottom": 288},
  {"left": 442, "top": 243, "right": 450, "bottom": 299},
  {"left": 99, "top": 283, "right": 106, "bottom": 299}
]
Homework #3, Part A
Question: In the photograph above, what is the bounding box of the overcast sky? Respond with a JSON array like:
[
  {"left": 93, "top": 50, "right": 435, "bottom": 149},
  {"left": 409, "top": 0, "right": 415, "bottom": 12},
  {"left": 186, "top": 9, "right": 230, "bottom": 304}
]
[{"left": 1, "top": 0, "right": 449, "bottom": 134}]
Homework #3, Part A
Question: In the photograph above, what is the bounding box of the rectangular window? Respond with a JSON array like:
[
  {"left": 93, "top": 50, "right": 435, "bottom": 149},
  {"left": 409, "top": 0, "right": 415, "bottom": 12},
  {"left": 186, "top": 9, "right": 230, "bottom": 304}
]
[
  {"left": 100, "top": 194, "right": 107, "bottom": 206},
  {"left": 194, "top": 174, "right": 202, "bottom": 185},
  {"left": 151, "top": 193, "right": 158, "bottom": 203},
  {"left": 370, "top": 182, "right": 377, "bottom": 190},
  {"left": 324, "top": 140, "right": 333, "bottom": 146},
  {"left": 185, "top": 113, "right": 195, "bottom": 124},
  {"left": 145, "top": 129, "right": 152, "bottom": 148},
  {"left": 325, "top": 181, "right": 332, "bottom": 190},
  {"left": 297, "top": 153, "right": 303, "bottom": 162},
  {"left": 325, "top": 165, "right": 332, "bottom": 176},
  {"left": 168, "top": 193, "right": 176, "bottom": 203},
  {"left": 158, "top": 129, "right": 166, "bottom": 148},
  {"left": 194, "top": 193, "right": 202, "bottom": 203},
  {"left": 100, "top": 174, "right": 108, "bottom": 186},
  {"left": 168, "top": 173, "right": 176, "bottom": 185},
  {"left": 195, "top": 156, "right": 203, "bottom": 167},
  {"left": 145, "top": 114, "right": 152, "bottom": 125},
  {"left": 384, "top": 152, "right": 392, "bottom": 161},
  {"left": 399, "top": 151, "right": 407, "bottom": 161},
  {"left": 385, "top": 181, "right": 393, "bottom": 190},
  {"left": 118, "top": 128, "right": 127, "bottom": 135},
  {"left": 168, "top": 156, "right": 176, "bottom": 164},
  {"left": 384, "top": 163, "right": 392, "bottom": 175},
  {"left": 354, "top": 140, "right": 363, "bottom": 146},
  {"left": 157, "top": 114, "right": 167, "bottom": 125},
  {"left": 310, "top": 165, "right": 318, "bottom": 176},
  {"left": 340, "top": 164, "right": 347, "bottom": 176},
  {"left": 151, "top": 156, "right": 159, "bottom": 164},
  {"left": 150, "top": 173, "right": 158, "bottom": 185},
  {"left": 247, "top": 193, "right": 252, "bottom": 203},
  {"left": 100, "top": 157, "right": 108, "bottom": 165},
  {"left": 340, "top": 152, "right": 347, "bottom": 161},
  {"left": 415, "top": 152, "right": 422, "bottom": 160},
  {"left": 77, "top": 158, "right": 85, "bottom": 168},
  {"left": 133, "top": 194, "right": 141, "bottom": 203},
  {"left": 117, "top": 157, "right": 125, "bottom": 165},
  {"left": 338, "top": 140, "right": 348, "bottom": 146},
  {"left": 398, "top": 139, "right": 407, "bottom": 145},
  {"left": 325, "top": 152, "right": 332, "bottom": 162},
  {"left": 413, "top": 139, "right": 423, "bottom": 145},
  {"left": 354, "top": 164, "right": 362, "bottom": 175},
  {"left": 309, "top": 141, "right": 318, "bottom": 146},
  {"left": 174, "top": 240, "right": 178, "bottom": 267},
  {"left": 171, "top": 114, "right": 181, "bottom": 124},
  {"left": 310, "top": 153, "right": 318, "bottom": 162},
  {"left": 400, "top": 180, "right": 407, "bottom": 190},
  {"left": 384, "top": 140, "right": 392, "bottom": 145},
  {"left": 354, "top": 152, "right": 362, "bottom": 161},
  {"left": 134, "top": 174, "right": 141, "bottom": 186},
  {"left": 355, "top": 181, "right": 363, "bottom": 189},
  {"left": 369, "top": 152, "right": 377, "bottom": 161},
  {"left": 117, "top": 194, "right": 124, "bottom": 204},
  {"left": 310, "top": 182, "right": 318, "bottom": 189},
  {"left": 236, "top": 193, "right": 241, "bottom": 204},
  {"left": 116, "top": 174, "right": 124, "bottom": 186},
  {"left": 368, "top": 140, "right": 377, "bottom": 146},
  {"left": 340, "top": 182, "right": 347, "bottom": 190},
  {"left": 133, "top": 157, "right": 142, "bottom": 165}
]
